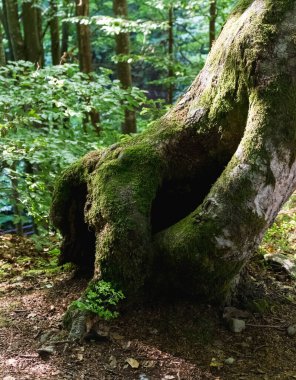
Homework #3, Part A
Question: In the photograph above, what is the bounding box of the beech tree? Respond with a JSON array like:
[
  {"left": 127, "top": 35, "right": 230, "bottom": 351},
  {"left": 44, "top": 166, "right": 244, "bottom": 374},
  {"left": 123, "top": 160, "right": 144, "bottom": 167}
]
[{"left": 51, "top": 0, "right": 296, "bottom": 336}]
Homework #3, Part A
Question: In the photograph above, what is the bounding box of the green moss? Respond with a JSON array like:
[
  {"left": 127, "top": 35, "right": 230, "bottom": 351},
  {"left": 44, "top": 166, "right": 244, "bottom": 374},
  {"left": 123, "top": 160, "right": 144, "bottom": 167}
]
[
  {"left": 50, "top": 150, "right": 102, "bottom": 229},
  {"left": 232, "top": 0, "right": 295, "bottom": 18},
  {"left": 247, "top": 298, "right": 272, "bottom": 314}
]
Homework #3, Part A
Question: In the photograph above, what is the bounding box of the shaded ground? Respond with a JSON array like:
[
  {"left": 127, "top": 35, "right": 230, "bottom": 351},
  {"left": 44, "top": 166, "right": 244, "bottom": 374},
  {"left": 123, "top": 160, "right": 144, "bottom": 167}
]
[{"left": 0, "top": 221, "right": 296, "bottom": 380}]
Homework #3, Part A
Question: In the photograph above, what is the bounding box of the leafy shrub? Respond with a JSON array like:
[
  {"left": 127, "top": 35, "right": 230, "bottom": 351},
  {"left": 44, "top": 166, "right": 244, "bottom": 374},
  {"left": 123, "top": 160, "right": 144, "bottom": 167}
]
[
  {"left": 72, "top": 281, "right": 125, "bottom": 320},
  {"left": 0, "top": 61, "right": 162, "bottom": 233}
]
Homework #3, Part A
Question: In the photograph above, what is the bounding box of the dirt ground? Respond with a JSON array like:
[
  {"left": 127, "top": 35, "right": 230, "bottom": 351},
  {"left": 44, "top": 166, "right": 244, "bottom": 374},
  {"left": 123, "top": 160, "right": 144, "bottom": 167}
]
[{"left": 0, "top": 234, "right": 296, "bottom": 380}]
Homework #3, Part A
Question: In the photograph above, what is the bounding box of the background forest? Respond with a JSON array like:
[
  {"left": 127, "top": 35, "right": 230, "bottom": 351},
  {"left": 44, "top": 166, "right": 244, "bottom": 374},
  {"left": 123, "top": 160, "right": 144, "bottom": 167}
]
[{"left": 0, "top": 0, "right": 236, "bottom": 235}]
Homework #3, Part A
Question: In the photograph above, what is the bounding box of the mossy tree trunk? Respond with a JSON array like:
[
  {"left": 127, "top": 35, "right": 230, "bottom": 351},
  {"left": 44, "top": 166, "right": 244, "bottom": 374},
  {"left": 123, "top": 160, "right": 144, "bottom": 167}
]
[{"left": 51, "top": 0, "right": 296, "bottom": 321}]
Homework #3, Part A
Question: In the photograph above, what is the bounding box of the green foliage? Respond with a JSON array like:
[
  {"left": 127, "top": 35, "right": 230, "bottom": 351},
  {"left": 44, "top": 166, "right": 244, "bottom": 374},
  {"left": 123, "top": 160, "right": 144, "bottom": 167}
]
[
  {"left": 0, "top": 61, "right": 149, "bottom": 132},
  {"left": 0, "top": 61, "right": 160, "bottom": 231},
  {"left": 72, "top": 281, "right": 125, "bottom": 320}
]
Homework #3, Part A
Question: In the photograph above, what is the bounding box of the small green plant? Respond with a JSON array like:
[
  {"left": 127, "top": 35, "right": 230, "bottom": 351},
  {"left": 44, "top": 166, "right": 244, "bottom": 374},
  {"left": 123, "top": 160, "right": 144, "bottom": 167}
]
[{"left": 72, "top": 281, "right": 125, "bottom": 320}]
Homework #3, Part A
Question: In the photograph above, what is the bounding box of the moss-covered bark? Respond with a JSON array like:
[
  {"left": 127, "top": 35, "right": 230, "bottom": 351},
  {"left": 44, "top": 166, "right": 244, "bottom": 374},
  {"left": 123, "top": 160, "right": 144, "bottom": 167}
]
[{"left": 51, "top": 0, "right": 296, "bottom": 317}]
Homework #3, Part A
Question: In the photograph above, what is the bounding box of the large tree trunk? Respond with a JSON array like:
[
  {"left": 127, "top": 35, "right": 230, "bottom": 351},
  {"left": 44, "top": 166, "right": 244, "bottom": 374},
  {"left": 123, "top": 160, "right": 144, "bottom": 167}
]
[
  {"left": 113, "top": 0, "right": 137, "bottom": 134},
  {"left": 51, "top": 0, "right": 296, "bottom": 334}
]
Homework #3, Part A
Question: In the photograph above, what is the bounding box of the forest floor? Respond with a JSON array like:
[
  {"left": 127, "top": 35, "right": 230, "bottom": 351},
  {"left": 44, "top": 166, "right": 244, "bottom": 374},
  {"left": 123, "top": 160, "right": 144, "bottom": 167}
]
[{"left": 1, "top": 206, "right": 296, "bottom": 379}]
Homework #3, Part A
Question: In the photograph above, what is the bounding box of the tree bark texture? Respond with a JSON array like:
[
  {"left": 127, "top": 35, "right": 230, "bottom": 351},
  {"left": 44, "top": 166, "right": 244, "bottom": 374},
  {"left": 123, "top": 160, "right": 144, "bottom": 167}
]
[
  {"left": 51, "top": 0, "right": 296, "bottom": 307},
  {"left": 22, "top": 0, "right": 43, "bottom": 65},
  {"left": 113, "top": 0, "right": 137, "bottom": 134},
  {"left": 49, "top": 0, "right": 60, "bottom": 65},
  {"left": 4, "top": 0, "right": 24, "bottom": 60},
  {"left": 209, "top": 0, "right": 217, "bottom": 47},
  {"left": 76, "top": 0, "right": 92, "bottom": 73}
]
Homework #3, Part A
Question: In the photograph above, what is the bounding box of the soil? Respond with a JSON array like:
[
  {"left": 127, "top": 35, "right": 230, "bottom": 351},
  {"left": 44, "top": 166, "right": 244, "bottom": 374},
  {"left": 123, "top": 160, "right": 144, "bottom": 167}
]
[{"left": 0, "top": 234, "right": 296, "bottom": 380}]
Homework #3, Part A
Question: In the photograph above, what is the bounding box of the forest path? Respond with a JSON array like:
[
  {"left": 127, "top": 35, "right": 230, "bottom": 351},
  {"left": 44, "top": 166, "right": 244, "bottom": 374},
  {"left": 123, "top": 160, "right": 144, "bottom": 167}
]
[{"left": 0, "top": 234, "right": 296, "bottom": 380}]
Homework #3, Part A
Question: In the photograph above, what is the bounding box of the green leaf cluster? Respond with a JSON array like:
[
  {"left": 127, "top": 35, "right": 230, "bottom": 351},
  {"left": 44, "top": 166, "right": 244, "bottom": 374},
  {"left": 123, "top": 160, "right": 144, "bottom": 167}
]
[{"left": 72, "top": 281, "right": 125, "bottom": 320}]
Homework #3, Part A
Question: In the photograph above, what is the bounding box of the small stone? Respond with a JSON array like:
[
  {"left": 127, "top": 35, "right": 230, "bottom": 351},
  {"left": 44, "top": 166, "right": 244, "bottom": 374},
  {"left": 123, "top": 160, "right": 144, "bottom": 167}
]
[
  {"left": 223, "top": 307, "right": 250, "bottom": 320},
  {"left": 287, "top": 325, "right": 296, "bottom": 337},
  {"left": 225, "top": 357, "right": 235, "bottom": 365},
  {"left": 229, "top": 318, "right": 246, "bottom": 333},
  {"left": 109, "top": 355, "right": 117, "bottom": 369},
  {"left": 40, "top": 330, "right": 56, "bottom": 344},
  {"left": 126, "top": 357, "right": 140, "bottom": 369},
  {"left": 37, "top": 346, "right": 55, "bottom": 357}
]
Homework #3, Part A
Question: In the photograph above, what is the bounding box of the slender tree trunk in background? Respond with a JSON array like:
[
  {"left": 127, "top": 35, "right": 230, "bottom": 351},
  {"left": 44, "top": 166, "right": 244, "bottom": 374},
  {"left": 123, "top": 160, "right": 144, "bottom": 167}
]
[
  {"left": 0, "top": 3, "right": 13, "bottom": 60},
  {"left": 76, "top": 0, "right": 92, "bottom": 73},
  {"left": 167, "top": 5, "right": 174, "bottom": 104},
  {"left": 209, "top": 0, "right": 217, "bottom": 47},
  {"left": 49, "top": 0, "right": 61, "bottom": 65},
  {"left": 0, "top": 21, "right": 6, "bottom": 65},
  {"left": 61, "top": 22, "right": 69, "bottom": 55},
  {"left": 113, "top": 0, "right": 137, "bottom": 134},
  {"left": 23, "top": 0, "right": 43, "bottom": 65},
  {"left": 36, "top": 5, "right": 44, "bottom": 66},
  {"left": 5, "top": 0, "right": 24, "bottom": 60},
  {"left": 75, "top": 0, "right": 101, "bottom": 134}
]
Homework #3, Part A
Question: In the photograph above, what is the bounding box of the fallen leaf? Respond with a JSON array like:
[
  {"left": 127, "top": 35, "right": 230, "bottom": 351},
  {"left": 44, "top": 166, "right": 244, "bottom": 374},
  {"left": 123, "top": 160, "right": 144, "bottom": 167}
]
[
  {"left": 142, "top": 360, "right": 156, "bottom": 368},
  {"left": 77, "top": 353, "right": 84, "bottom": 361},
  {"left": 6, "top": 358, "right": 17, "bottom": 366},
  {"left": 210, "top": 357, "right": 223, "bottom": 368},
  {"left": 126, "top": 357, "right": 140, "bottom": 368},
  {"left": 120, "top": 340, "right": 132, "bottom": 349},
  {"left": 27, "top": 312, "right": 37, "bottom": 319},
  {"left": 111, "top": 332, "right": 124, "bottom": 340},
  {"left": 109, "top": 355, "right": 117, "bottom": 369}
]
